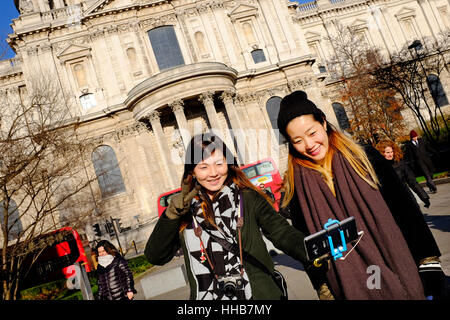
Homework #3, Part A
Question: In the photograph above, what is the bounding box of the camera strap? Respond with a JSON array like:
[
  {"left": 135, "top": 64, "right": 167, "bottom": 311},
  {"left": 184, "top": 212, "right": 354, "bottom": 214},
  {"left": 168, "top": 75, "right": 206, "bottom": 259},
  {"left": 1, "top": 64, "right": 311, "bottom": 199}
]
[
  {"left": 194, "top": 190, "right": 287, "bottom": 298},
  {"left": 192, "top": 206, "right": 218, "bottom": 279}
]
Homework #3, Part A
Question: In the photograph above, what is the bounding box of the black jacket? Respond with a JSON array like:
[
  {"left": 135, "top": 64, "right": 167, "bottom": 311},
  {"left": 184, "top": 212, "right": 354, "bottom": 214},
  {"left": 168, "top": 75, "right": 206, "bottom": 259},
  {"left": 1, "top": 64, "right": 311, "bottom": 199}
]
[
  {"left": 289, "top": 145, "right": 441, "bottom": 289},
  {"left": 145, "top": 188, "right": 307, "bottom": 300},
  {"left": 97, "top": 256, "right": 136, "bottom": 300},
  {"left": 404, "top": 138, "right": 436, "bottom": 174},
  {"left": 363, "top": 145, "right": 440, "bottom": 262},
  {"left": 388, "top": 159, "right": 429, "bottom": 203}
]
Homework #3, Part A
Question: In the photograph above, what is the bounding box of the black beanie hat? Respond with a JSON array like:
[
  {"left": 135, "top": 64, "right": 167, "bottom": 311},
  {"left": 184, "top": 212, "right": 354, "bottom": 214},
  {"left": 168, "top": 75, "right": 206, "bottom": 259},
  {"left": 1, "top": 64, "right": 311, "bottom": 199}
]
[{"left": 277, "top": 90, "right": 325, "bottom": 139}]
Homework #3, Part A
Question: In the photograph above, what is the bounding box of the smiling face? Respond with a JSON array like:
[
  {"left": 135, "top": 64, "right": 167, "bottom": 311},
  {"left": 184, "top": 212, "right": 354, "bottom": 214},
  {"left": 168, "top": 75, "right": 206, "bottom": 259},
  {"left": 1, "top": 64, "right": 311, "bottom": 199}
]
[
  {"left": 97, "top": 246, "right": 107, "bottom": 256},
  {"left": 286, "top": 114, "right": 329, "bottom": 163},
  {"left": 193, "top": 149, "right": 229, "bottom": 198}
]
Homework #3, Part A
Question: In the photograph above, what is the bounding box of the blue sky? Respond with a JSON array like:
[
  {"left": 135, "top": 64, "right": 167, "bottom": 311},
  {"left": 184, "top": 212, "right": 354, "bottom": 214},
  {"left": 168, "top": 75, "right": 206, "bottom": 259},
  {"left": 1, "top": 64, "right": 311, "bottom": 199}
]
[
  {"left": 0, "top": 0, "right": 306, "bottom": 61},
  {"left": 0, "top": 1, "right": 19, "bottom": 60}
]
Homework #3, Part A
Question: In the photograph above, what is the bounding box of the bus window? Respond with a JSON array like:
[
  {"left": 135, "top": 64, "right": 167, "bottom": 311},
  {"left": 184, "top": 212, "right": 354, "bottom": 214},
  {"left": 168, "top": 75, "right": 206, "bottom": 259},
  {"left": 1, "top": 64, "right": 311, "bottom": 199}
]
[
  {"left": 255, "top": 161, "right": 275, "bottom": 175},
  {"left": 242, "top": 167, "right": 258, "bottom": 179},
  {"left": 15, "top": 227, "right": 90, "bottom": 290},
  {"left": 240, "top": 158, "right": 281, "bottom": 211},
  {"left": 242, "top": 161, "right": 275, "bottom": 179},
  {"left": 159, "top": 196, "right": 168, "bottom": 208},
  {"left": 157, "top": 188, "right": 181, "bottom": 217},
  {"left": 159, "top": 191, "right": 180, "bottom": 208}
]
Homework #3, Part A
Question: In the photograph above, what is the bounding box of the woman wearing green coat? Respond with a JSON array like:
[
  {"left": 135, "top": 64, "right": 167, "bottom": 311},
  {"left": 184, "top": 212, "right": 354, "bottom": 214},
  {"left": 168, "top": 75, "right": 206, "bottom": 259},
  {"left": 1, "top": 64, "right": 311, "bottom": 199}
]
[{"left": 145, "top": 133, "right": 308, "bottom": 300}]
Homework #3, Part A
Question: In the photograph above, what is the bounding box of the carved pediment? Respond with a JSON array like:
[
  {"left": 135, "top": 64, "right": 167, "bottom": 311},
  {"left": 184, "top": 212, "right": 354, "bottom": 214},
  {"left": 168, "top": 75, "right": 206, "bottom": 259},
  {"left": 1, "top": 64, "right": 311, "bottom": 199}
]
[
  {"left": 395, "top": 7, "right": 416, "bottom": 19},
  {"left": 57, "top": 44, "right": 91, "bottom": 62},
  {"left": 350, "top": 18, "right": 368, "bottom": 29},
  {"left": 85, "top": 0, "right": 148, "bottom": 16},
  {"left": 304, "top": 31, "right": 322, "bottom": 41},
  {"left": 228, "top": 4, "right": 259, "bottom": 21}
]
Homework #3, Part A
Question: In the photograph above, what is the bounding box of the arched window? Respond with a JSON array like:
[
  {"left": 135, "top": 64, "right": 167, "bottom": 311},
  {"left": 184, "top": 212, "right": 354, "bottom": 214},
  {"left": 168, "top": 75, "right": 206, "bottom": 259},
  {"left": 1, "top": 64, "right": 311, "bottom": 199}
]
[
  {"left": 427, "top": 74, "right": 448, "bottom": 107},
  {"left": 126, "top": 47, "right": 138, "bottom": 71},
  {"left": 332, "top": 102, "right": 350, "bottom": 131},
  {"left": 194, "top": 31, "right": 207, "bottom": 55},
  {"left": 73, "top": 63, "right": 87, "bottom": 88},
  {"left": 251, "top": 49, "right": 266, "bottom": 64},
  {"left": 402, "top": 19, "right": 417, "bottom": 39},
  {"left": 91, "top": 146, "right": 126, "bottom": 198},
  {"left": 266, "top": 96, "right": 285, "bottom": 144},
  {"left": 148, "top": 26, "right": 185, "bottom": 71},
  {"left": 0, "top": 200, "right": 22, "bottom": 241},
  {"left": 243, "top": 22, "right": 257, "bottom": 45}
]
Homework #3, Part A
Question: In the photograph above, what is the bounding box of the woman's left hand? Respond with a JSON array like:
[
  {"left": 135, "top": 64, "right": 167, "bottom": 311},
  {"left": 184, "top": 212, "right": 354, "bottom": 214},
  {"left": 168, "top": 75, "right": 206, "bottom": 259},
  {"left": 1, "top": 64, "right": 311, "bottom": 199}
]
[{"left": 127, "top": 291, "right": 134, "bottom": 300}]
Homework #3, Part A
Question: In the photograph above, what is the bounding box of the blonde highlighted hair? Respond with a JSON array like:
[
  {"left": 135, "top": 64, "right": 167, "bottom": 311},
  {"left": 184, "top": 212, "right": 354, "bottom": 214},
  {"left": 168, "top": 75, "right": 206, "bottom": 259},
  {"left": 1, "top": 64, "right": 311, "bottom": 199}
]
[{"left": 281, "top": 116, "right": 379, "bottom": 208}]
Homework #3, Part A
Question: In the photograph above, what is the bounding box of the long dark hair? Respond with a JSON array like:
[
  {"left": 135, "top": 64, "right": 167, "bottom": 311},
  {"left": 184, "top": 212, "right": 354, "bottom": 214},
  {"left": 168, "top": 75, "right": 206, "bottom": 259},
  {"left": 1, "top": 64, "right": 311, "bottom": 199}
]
[
  {"left": 180, "top": 132, "right": 272, "bottom": 230},
  {"left": 94, "top": 240, "right": 120, "bottom": 257}
]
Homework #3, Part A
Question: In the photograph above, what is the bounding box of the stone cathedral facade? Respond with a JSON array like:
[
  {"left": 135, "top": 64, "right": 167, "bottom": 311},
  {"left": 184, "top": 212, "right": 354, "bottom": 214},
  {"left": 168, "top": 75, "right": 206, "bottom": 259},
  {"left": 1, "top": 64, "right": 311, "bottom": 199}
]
[{"left": 2, "top": 0, "right": 449, "bottom": 247}]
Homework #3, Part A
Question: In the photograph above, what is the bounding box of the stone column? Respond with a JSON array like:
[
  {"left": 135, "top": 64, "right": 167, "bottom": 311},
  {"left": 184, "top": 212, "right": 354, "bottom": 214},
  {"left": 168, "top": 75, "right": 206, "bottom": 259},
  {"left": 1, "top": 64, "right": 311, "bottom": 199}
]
[
  {"left": 169, "top": 99, "right": 191, "bottom": 149},
  {"left": 417, "top": 0, "right": 439, "bottom": 41},
  {"left": 147, "top": 110, "right": 177, "bottom": 189},
  {"left": 53, "top": 0, "right": 65, "bottom": 9},
  {"left": 199, "top": 91, "right": 238, "bottom": 159},
  {"left": 220, "top": 90, "right": 247, "bottom": 165},
  {"left": 199, "top": 91, "right": 222, "bottom": 136}
]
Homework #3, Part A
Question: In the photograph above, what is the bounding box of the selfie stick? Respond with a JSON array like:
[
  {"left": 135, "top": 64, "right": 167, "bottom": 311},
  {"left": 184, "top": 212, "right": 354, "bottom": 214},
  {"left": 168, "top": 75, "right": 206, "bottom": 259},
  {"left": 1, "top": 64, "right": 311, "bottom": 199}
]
[{"left": 312, "top": 218, "right": 349, "bottom": 267}]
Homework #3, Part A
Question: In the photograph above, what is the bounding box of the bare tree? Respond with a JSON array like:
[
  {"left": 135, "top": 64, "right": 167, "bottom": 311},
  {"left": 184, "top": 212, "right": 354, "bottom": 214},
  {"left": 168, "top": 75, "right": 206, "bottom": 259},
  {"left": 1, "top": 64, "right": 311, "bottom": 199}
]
[
  {"left": 0, "top": 74, "right": 98, "bottom": 300},
  {"left": 325, "top": 22, "right": 408, "bottom": 145},
  {"left": 371, "top": 31, "right": 450, "bottom": 145}
]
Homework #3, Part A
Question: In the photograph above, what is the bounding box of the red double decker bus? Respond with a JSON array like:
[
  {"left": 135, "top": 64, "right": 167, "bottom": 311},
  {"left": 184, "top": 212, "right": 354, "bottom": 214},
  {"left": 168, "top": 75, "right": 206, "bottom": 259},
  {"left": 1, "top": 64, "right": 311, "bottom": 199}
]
[
  {"left": 156, "top": 157, "right": 282, "bottom": 216},
  {"left": 239, "top": 158, "right": 282, "bottom": 211},
  {"left": 18, "top": 227, "right": 91, "bottom": 289},
  {"left": 157, "top": 187, "right": 181, "bottom": 217}
]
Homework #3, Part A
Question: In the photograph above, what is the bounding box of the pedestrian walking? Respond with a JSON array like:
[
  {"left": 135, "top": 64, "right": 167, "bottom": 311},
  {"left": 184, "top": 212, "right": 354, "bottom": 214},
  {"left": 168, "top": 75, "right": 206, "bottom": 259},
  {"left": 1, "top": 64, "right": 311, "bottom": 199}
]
[
  {"left": 94, "top": 240, "right": 137, "bottom": 300},
  {"left": 145, "top": 133, "right": 309, "bottom": 300},
  {"left": 278, "top": 183, "right": 291, "bottom": 220},
  {"left": 259, "top": 183, "right": 275, "bottom": 202},
  {"left": 377, "top": 140, "right": 430, "bottom": 208},
  {"left": 276, "top": 90, "right": 444, "bottom": 300},
  {"left": 404, "top": 130, "right": 438, "bottom": 193}
]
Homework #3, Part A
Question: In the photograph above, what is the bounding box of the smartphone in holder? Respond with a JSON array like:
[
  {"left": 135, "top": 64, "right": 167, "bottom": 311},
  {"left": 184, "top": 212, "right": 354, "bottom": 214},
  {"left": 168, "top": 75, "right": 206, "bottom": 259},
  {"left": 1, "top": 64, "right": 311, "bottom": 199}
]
[{"left": 304, "top": 216, "right": 359, "bottom": 262}]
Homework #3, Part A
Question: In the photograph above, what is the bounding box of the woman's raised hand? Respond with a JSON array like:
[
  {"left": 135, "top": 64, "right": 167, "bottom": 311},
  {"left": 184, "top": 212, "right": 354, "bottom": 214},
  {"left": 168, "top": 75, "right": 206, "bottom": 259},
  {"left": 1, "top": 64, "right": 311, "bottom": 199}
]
[{"left": 165, "top": 176, "right": 201, "bottom": 219}]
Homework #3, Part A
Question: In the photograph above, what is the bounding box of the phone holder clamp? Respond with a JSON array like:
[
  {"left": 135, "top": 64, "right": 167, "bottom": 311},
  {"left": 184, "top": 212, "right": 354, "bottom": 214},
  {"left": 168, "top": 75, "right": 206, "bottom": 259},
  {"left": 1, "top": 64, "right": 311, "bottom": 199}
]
[{"left": 323, "top": 218, "right": 347, "bottom": 261}]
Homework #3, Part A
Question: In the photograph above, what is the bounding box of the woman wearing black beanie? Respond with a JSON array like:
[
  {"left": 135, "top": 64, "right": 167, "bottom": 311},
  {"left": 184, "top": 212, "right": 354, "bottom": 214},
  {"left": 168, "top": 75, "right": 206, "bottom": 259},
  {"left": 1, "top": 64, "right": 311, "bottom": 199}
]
[{"left": 277, "top": 90, "right": 444, "bottom": 300}]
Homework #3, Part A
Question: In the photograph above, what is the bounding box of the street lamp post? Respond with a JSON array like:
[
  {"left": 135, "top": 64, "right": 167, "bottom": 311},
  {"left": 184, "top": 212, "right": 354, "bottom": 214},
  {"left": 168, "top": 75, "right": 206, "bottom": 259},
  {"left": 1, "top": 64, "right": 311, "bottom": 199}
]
[
  {"left": 407, "top": 40, "right": 450, "bottom": 143},
  {"left": 408, "top": 40, "right": 427, "bottom": 78},
  {"left": 408, "top": 40, "right": 441, "bottom": 109}
]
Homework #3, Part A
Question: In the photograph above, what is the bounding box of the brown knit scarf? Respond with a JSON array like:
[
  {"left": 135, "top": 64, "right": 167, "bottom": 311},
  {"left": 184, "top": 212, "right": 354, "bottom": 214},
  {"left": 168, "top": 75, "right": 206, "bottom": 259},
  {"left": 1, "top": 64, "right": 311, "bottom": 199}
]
[{"left": 293, "top": 152, "right": 425, "bottom": 300}]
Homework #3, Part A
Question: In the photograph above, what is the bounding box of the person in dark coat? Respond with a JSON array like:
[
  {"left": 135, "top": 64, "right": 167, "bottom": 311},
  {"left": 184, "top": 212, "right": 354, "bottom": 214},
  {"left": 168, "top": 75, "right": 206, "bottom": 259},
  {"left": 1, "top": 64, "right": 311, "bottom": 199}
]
[
  {"left": 259, "top": 183, "right": 275, "bottom": 202},
  {"left": 145, "top": 133, "right": 308, "bottom": 300},
  {"left": 404, "top": 130, "right": 437, "bottom": 193},
  {"left": 276, "top": 90, "right": 444, "bottom": 300},
  {"left": 376, "top": 140, "right": 430, "bottom": 208},
  {"left": 94, "top": 240, "right": 136, "bottom": 300}
]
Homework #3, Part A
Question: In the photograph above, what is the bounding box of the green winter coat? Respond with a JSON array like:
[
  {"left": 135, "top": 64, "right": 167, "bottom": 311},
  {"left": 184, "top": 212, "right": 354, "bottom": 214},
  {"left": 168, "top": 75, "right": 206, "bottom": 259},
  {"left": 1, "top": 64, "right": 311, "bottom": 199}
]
[{"left": 145, "top": 188, "right": 307, "bottom": 300}]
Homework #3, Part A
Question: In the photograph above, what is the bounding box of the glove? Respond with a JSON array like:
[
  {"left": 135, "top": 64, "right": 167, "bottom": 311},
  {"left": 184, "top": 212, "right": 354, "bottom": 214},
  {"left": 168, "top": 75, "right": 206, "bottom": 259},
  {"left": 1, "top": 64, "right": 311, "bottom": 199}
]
[
  {"left": 317, "top": 283, "right": 335, "bottom": 300},
  {"left": 418, "top": 256, "right": 446, "bottom": 300},
  {"left": 165, "top": 177, "right": 201, "bottom": 220}
]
